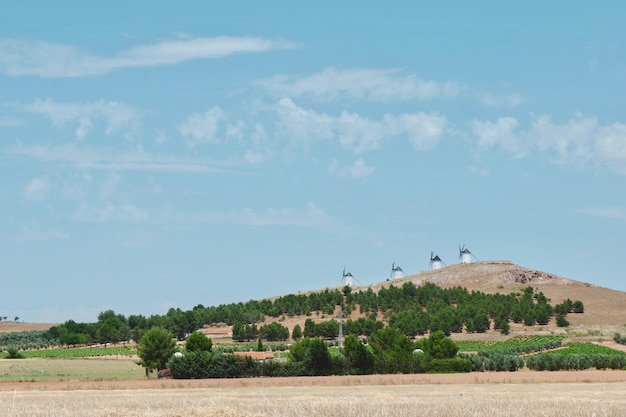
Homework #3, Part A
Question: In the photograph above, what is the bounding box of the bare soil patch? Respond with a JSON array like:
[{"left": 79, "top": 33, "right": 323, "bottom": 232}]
[{"left": 0, "top": 322, "right": 55, "bottom": 333}]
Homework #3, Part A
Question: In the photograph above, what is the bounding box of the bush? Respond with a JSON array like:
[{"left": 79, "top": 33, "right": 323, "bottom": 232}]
[
  {"left": 6, "top": 346, "right": 24, "bottom": 359},
  {"left": 185, "top": 332, "right": 212, "bottom": 352},
  {"left": 417, "top": 330, "right": 459, "bottom": 359},
  {"left": 168, "top": 351, "right": 260, "bottom": 379},
  {"left": 260, "top": 360, "right": 304, "bottom": 377},
  {"left": 556, "top": 315, "right": 569, "bottom": 327},
  {"left": 426, "top": 358, "right": 471, "bottom": 373},
  {"left": 459, "top": 353, "right": 524, "bottom": 372},
  {"left": 614, "top": 333, "right": 626, "bottom": 346}
]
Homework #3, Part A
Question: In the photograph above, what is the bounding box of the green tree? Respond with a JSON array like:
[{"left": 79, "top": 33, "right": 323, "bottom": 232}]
[
  {"left": 292, "top": 324, "right": 302, "bottom": 340},
  {"left": 97, "top": 322, "right": 119, "bottom": 346},
  {"left": 556, "top": 314, "right": 570, "bottom": 327},
  {"left": 418, "top": 330, "right": 458, "bottom": 359},
  {"left": 369, "top": 327, "right": 415, "bottom": 374},
  {"left": 303, "top": 318, "right": 316, "bottom": 338},
  {"left": 343, "top": 334, "right": 374, "bottom": 374},
  {"left": 303, "top": 338, "right": 332, "bottom": 375},
  {"left": 288, "top": 338, "right": 311, "bottom": 362},
  {"left": 185, "top": 331, "right": 212, "bottom": 352},
  {"left": 572, "top": 300, "right": 584, "bottom": 313},
  {"left": 137, "top": 327, "right": 177, "bottom": 377}
]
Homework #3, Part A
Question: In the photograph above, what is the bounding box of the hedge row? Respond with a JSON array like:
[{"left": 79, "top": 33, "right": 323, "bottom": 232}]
[
  {"left": 526, "top": 353, "right": 626, "bottom": 371},
  {"left": 459, "top": 353, "right": 525, "bottom": 372}
]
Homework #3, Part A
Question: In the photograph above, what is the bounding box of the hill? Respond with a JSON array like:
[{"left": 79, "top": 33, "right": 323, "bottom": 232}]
[
  {"left": 343, "top": 260, "right": 626, "bottom": 338},
  {"left": 4, "top": 261, "right": 626, "bottom": 342}
]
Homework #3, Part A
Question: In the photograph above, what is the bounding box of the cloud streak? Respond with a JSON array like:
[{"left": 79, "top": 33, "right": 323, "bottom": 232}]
[
  {"left": 0, "top": 36, "right": 296, "bottom": 77},
  {"left": 258, "top": 67, "right": 463, "bottom": 102},
  {"left": 276, "top": 98, "right": 447, "bottom": 153},
  {"left": 6, "top": 143, "right": 237, "bottom": 174},
  {"left": 20, "top": 99, "right": 139, "bottom": 140},
  {"left": 472, "top": 113, "right": 626, "bottom": 174},
  {"left": 578, "top": 207, "right": 626, "bottom": 220}
]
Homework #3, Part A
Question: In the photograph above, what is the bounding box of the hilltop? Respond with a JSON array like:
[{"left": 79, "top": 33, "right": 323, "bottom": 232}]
[{"left": 332, "top": 261, "right": 626, "bottom": 338}]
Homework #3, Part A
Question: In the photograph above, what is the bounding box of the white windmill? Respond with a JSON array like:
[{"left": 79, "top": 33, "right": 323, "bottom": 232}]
[
  {"left": 459, "top": 244, "right": 476, "bottom": 264},
  {"left": 341, "top": 268, "right": 354, "bottom": 287},
  {"left": 390, "top": 262, "right": 405, "bottom": 280},
  {"left": 429, "top": 252, "right": 444, "bottom": 270}
]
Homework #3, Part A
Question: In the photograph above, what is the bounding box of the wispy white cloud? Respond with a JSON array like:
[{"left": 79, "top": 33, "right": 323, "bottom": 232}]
[
  {"left": 578, "top": 207, "right": 626, "bottom": 219},
  {"left": 257, "top": 67, "right": 523, "bottom": 108},
  {"left": 178, "top": 107, "right": 225, "bottom": 146},
  {"left": 472, "top": 117, "right": 523, "bottom": 156},
  {"left": 257, "top": 67, "right": 463, "bottom": 102},
  {"left": 72, "top": 200, "right": 337, "bottom": 230},
  {"left": 24, "top": 177, "right": 49, "bottom": 200},
  {"left": 237, "top": 202, "right": 334, "bottom": 227},
  {"left": 6, "top": 143, "right": 234, "bottom": 173},
  {"left": 0, "top": 36, "right": 296, "bottom": 77},
  {"left": 21, "top": 99, "right": 139, "bottom": 140},
  {"left": 74, "top": 202, "right": 149, "bottom": 223},
  {"left": 276, "top": 98, "right": 447, "bottom": 154},
  {"left": 481, "top": 92, "right": 524, "bottom": 108},
  {"left": 243, "top": 150, "right": 272, "bottom": 164},
  {"left": 329, "top": 158, "right": 374, "bottom": 179},
  {"left": 472, "top": 113, "right": 626, "bottom": 174},
  {"left": 20, "top": 225, "right": 69, "bottom": 241},
  {"left": 0, "top": 116, "right": 23, "bottom": 127}
]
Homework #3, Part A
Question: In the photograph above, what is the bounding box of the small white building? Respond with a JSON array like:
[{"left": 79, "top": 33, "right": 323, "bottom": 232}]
[
  {"left": 391, "top": 263, "right": 405, "bottom": 280},
  {"left": 459, "top": 245, "right": 473, "bottom": 264},
  {"left": 342, "top": 269, "right": 354, "bottom": 287},
  {"left": 429, "top": 253, "right": 444, "bottom": 270}
]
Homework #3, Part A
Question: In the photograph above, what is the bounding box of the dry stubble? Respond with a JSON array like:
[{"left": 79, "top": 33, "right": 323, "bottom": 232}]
[{"left": 2, "top": 383, "right": 626, "bottom": 417}]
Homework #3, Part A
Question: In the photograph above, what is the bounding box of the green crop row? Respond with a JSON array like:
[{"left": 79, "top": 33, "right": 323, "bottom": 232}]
[
  {"left": 4, "top": 346, "right": 137, "bottom": 359},
  {"left": 546, "top": 342, "right": 626, "bottom": 356},
  {"left": 457, "top": 335, "right": 564, "bottom": 353}
]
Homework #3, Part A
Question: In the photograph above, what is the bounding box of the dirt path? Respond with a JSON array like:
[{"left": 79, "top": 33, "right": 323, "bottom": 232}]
[{"left": 1, "top": 369, "right": 625, "bottom": 392}]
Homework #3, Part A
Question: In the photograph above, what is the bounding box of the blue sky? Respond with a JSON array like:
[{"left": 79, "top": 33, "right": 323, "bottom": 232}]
[{"left": 1, "top": 2, "right": 625, "bottom": 323}]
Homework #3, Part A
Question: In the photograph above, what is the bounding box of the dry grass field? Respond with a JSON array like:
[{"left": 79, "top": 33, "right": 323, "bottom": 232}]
[{"left": 1, "top": 382, "right": 625, "bottom": 417}]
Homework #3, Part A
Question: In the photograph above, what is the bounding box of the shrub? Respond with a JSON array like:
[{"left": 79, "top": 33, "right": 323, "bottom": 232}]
[
  {"left": 6, "top": 346, "right": 24, "bottom": 359},
  {"left": 185, "top": 332, "right": 212, "bottom": 352},
  {"left": 426, "top": 358, "right": 471, "bottom": 373},
  {"left": 168, "top": 351, "right": 260, "bottom": 379},
  {"left": 556, "top": 315, "right": 569, "bottom": 327}
]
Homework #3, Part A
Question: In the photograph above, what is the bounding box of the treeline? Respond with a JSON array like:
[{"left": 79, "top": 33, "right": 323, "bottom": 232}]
[
  {"left": 167, "top": 329, "right": 470, "bottom": 379},
  {"left": 46, "top": 282, "right": 584, "bottom": 347},
  {"left": 526, "top": 354, "right": 626, "bottom": 370},
  {"left": 0, "top": 330, "right": 57, "bottom": 351}
]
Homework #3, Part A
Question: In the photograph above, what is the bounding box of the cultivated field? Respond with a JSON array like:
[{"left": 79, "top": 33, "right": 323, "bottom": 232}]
[
  {"left": 0, "top": 358, "right": 144, "bottom": 382},
  {"left": 1, "top": 381, "right": 625, "bottom": 417}
]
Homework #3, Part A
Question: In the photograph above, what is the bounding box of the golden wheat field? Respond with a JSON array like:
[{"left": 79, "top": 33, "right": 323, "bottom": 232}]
[{"left": 0, "top": 382, "right": 625, "bottom": 417}]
